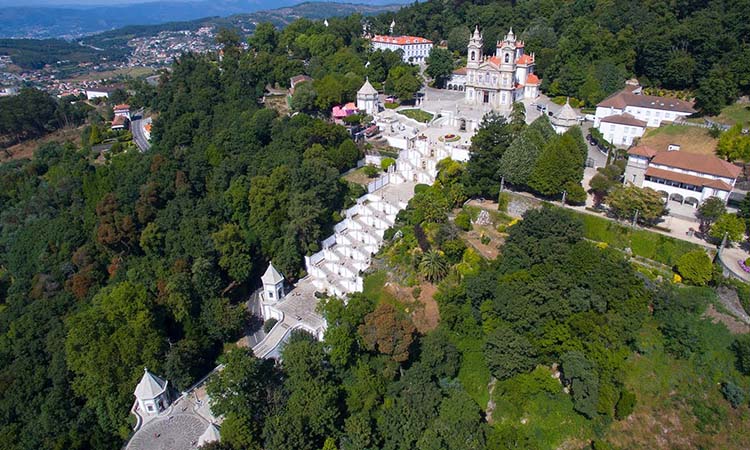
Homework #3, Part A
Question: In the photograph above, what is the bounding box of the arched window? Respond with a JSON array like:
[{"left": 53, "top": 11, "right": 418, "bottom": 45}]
[
  {"left": 504, "top": 53, "right": 510, "bottom": 63},
  {"left": 471, "top": 51, "right": 475, "bottom": 61}
]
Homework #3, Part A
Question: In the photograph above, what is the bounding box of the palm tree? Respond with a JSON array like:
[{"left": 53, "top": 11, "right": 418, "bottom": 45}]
[{"left": 419, "top": 250, "right": 448, "bottom": 283}]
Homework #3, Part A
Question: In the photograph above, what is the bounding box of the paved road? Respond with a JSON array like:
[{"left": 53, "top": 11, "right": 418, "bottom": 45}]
[{"left": 131, "top": 113, "right": 151, "bottom": 152}]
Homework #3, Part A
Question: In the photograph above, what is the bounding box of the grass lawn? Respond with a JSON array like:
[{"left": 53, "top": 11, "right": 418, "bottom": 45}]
[
  {"left": 577, "top": 212, "right": 702, "bottom": 266},
  {"left": 640, "top": 124, "right": 718, "bottom": 155},
  {"left": 342, "top": 167, "right": 376, "bottom": 186},
  {"left": 713, "top": 103, "right": 750, "bottom": 126},
  {"left": 398, "top": 109, "right": 434, "bottom": 123},
  {"left": 362, "top": 270, "right": 398, "bottom": 304}
]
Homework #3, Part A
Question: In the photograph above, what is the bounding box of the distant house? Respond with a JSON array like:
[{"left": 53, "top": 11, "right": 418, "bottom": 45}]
[
  {"left": 594, "top": 86, "right": 696, "bottom": 146},
  {"left": 331, "top": 102, "right": 358, "bottom": 123},
  {"left": 86, "top": 87, "right": 113, "bottom": 100},
  {"left": 0, "top": 86, "right": 19, "bottom": 97},
  {"left": 289, "top": 75, "right": 312, "bottom": 95},
  {"left": 114, "top": 104, "right": 131, "bottom": 120},
  {"left": 111, "top": 115, "right": 129, "bottom": 131},
  {"left": 624, "top": 145, "right": 741, "bottom": 207}
]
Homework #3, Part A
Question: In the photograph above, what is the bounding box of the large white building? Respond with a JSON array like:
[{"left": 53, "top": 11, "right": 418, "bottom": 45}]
[
  {"left": 598, "top": 113, "right": 647, "bottom": 146},
  {"left": 462, "top": 27, "right": 540, "bottom": 112},
  {"left": 370, "top": 34, "right": 433, "bottom": 63},
  {"left": 624, "top": 145, "right": 741, "bottom": 206},
  {"left": 594, "top": 86, "right": 696, "bottom": 145}
]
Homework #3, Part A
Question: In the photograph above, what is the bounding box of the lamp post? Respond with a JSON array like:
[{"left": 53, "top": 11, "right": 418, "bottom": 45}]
[{"left": 561, "top": 190, "right": 567, "bottom": 205}]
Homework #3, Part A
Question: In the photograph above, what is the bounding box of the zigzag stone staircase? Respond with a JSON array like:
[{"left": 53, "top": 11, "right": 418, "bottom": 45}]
[{"left": 304, "top": 137, "right": 447, "bottom": 298}]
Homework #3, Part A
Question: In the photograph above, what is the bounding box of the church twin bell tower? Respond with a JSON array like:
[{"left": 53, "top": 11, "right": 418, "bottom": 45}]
[{"left": 463, "top": 26, "right": 540, "bottom": 112}]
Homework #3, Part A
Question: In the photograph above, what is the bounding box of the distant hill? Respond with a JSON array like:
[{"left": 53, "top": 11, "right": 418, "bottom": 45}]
[
  {"left": 0, "top": 0, "right": 406, "bottom": 39},
  {"left": 0, "top": 2, "right": 401, "bottom": 69}
]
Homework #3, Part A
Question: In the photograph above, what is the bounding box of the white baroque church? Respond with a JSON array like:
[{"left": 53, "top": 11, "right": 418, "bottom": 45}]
[{"left": 463, "top": 26, "right": 540, "bottom": 112}]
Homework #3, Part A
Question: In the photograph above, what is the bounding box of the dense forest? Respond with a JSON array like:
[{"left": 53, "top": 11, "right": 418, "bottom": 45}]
[
  {"left": 2, "top": 1, "right": 750, "bottom": 449},
  {"left": 371, "top": 0, "right": 750, "bottom": 114}
]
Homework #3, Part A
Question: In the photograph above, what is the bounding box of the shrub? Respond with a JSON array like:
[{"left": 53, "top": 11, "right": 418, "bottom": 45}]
[
  {"left": 497, "top": 192, "right": 510, "bottom": 212},
  {"left": 381, "top": 157, "right": 396, "bottom": 171},
  {"left": 412, "top": 286, "right": 422, "bottom": 299},
  {"left": 263, "top": 318, "right": 278, "bottom": 333},
  {"left": 480, "top": 234, "right": 491, "bottom": 245},
  {"left": 384, "top": 102, "right": 399, "bottom": 109},
  {"left": 732, "top": 335, "right": 750, "bottom": 375},
  {"left": 455, "top": 210, "right": 472, "bottom": 231},
  {"left": 564, "top": 182, "right": 587, "bottom": 205},
  {"left": 615, "top": 389, "right": 636, "bottom": 419},
  {"left": 362, "top": 165, "right": 380, "bottom": 178},
  {"left": 414, "top": 183, "right": 430, "bottom": 194},
  {"left": 721, "top": 381, "right": 746, "bottom": 408},
  {"left": 676, "top": 250, "right": 713, "bottom": 286}
]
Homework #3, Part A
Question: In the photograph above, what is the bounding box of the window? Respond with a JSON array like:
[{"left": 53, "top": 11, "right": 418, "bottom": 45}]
[
  {"left": 147, "top": 405, "right": 154, "bottom": 413},
  {"left": 505, "top": 53, "right": 510, "bottom": 63},
  {"left": 471, "top": 51, "right": 475, "bottom": 61},
  {"left": 609, "top": 124, "right": 615, "bottom": 131},
  {"left": 268, "top": 291, "right": 273, "bottom": 298}
]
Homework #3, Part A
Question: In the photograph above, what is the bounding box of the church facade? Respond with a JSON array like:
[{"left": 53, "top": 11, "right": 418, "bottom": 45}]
[{"left": 463, "top": 27, "right": 540, "bottom": 112}]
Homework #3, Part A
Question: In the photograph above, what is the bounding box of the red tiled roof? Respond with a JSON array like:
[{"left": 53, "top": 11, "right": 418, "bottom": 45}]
[
  {"left": 525, "top": 73, "right": 540, "bottom": 85},
  {"left": 486, "top": 56, "right": 501, "bottom": 66},
  {"left": 645, "top": 167, "right": 734, "bottom": 192},
  {"left": 452, "top": 67, "right": 467, "bottom": 75},
  {"left": 112, "top": 115, "right": 127, "bottom": 126},
  {"left": 600, "top": 113, "right": 647, "bottom": 127},
  {"left": 597, "top": 89, "right": 696, "bottom": 114},
  {"left": 650, "top": 151, "right": 741, "bottom": 179},
  {"left": 628, "top": 145, "right": 658, "bottom": 158},
  {"left": 114, "top": 104, "right": 130, "bottom": 110},
  {"left": 290, "top": 75, "right": 312, "bottom": 86},
  {"left": 371, "top": 35, "right": 432, "bottom": 45},
  {"left": 516, "top": 54, "right": 534, "bottom": 65}
]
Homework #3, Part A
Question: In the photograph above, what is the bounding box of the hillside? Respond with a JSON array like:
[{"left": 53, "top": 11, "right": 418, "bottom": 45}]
[
  {"left": 0, "top": 2, "right": 402, "bottom": 69},
  {"left": 0, "top": 0, "right": 407, "bottom": 39}
]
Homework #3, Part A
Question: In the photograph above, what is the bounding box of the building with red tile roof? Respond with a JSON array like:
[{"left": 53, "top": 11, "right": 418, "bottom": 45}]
[
  {"left": 624, "top": 145, "right": 740, "bottom": 206},
  {"left": 370, "top": 34, "right": 433, "bottom": 63},
  {"left": 461, "top": 27, "right": 540, "bottom": 111}
]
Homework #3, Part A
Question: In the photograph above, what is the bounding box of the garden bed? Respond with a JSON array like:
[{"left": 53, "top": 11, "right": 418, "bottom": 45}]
[{"left": 397, "top": 109, "right": 434, "bottom": 123}]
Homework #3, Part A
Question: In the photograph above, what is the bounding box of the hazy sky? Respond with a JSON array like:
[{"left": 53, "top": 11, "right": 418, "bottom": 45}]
[{"left": 0, "top": 0, "right": 199, "bottom": 5}]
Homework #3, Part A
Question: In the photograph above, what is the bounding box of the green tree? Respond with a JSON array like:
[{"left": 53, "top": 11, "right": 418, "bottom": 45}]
[
  {"left": 212, "top": 223, "right": 253, "bottom": 289},
  {"left": 716, "top": 124, "right": 750, "bottom": 162},
  {"left": 425, "top": 47, "right": 454, "bottom": 88},
  {"left": 206, "top": 347, "right": 277, "bottom": 450},
  {"left": 65, "top": 282, "right": 166, "bottom": 437},
  {"left": 560, "top": 351, "right": 599, "bottom": 418},
  {"left": 290, "top": 81, "right": 318, "bottom": 113},
  {"left": 606, "top": 185, "right": 667, "bottom": 226},
  {"left": 416, "top": 389, "right": 486, "bottom": 450},
  {"left": 676, "top": 250, "right": 713, "bottom": 286},
  {"left": 528, "top": 130, "right": 585, "bottom": 196},
  {"left": 484, "top": 325, "right": 537, "bottom": 380},
  {"left": 466, "top": 112, "right": 512, "bottom": 197},
  {"left": 498, "top": 115, "right": 555, "bottom": 187},
  {"left": 709, "top": 213, "right": 745, "bottom": 244},
  {"left": 732, "top": 335, "right": 750, "bottom": 375},
  {"left": 385, "top": 65, "right": 423, "bottom": 101},
  {"left": 696, "top": 197, "right": 727, "bottom": 232},
  {"left": 419, "top": 250, "right": 449, "bottom": 282},
  {"left": 249, "top": 23, "right": 279, "bottom": 53}
]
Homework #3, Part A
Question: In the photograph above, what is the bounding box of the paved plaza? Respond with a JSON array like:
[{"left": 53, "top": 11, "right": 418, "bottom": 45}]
[{"left": 126, "top": 413, "right": 207, "bottom": 450}]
